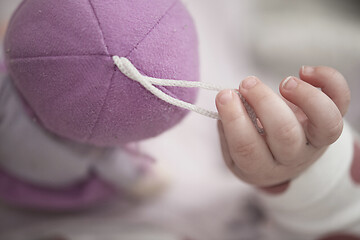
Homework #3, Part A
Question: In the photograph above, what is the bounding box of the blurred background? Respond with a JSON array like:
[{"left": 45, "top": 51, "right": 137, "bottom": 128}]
[
  {"left": 250, "top": 0, "right": 360, "bottom": 130},
  {"left": 0, "top": 1, "right": 359, "bottom": 240},
  {"left": 185, "top": 0, "right": 360, "bottom": 130}
]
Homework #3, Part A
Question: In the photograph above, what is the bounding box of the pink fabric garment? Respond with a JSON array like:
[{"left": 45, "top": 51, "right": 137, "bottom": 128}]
[
  {"left": 0, "top": 167, "right": 115, "bottom": 210},
  {"left": 4, "top": 0, "right": 199, "bottom": 147}
]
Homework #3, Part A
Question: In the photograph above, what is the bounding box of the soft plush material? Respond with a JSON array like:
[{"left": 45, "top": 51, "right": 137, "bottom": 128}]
[
  {"left": 0, "top": 75, "right": 164, "bottom": 210},
  {"left": 0, "top": 76, "right": 115, "bottom": 209},
  {"left": 4, "top": 0, "right": 199, "bottom": 146}
]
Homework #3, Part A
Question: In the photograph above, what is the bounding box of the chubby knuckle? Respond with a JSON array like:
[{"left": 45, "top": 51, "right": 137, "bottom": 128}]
[
  {"left": 256, "top": 92, "right": 273, "bottom": 106},
  {"left": 226, "top": 113, "right": 246, "bottom": 127},
  {"left": 325, "top": 116, "right": 343, "bottom": 143},
  {"left": 327, "top": 67, "right": 344, "bottom": 81},
  {"left": 227, "top": 156, "right": 257, "bottom": 178},
  {"left": 275, "top": 122, "right": 300, "bottom": 146},
  {"left": 303, "top": 94, "right": 318, "bottom": 107},
  {"left": 231, "top": 140, "right": 257, "bottom": 159},
  {"left": 243, "top": 161, "right": 261, "bottom": 175}
]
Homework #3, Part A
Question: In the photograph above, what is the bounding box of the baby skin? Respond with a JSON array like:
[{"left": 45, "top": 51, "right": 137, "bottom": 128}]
[
  {"left": 216, "top": 66, "right": 349, "bottom": 187},
  {"left": 216, "top": 66, "right": 360, "bottom": 239}
]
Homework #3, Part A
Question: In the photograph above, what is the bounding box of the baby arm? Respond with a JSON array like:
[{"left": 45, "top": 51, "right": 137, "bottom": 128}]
[{"left": 216, "top": 67, "right": 360, "bottom": 239}]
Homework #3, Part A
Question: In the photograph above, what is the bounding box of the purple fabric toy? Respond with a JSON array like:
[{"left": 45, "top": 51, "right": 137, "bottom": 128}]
[
  {"left": 4, "top": 0, "right": 199, "bottom": 146},
  {"left": 0, "top": 0, "right": 198, "bottom": 210}
]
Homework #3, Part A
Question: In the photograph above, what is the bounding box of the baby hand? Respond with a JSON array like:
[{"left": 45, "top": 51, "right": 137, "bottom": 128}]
[{"left": 216, "top": 66, "right": 350, "bottom": 187}]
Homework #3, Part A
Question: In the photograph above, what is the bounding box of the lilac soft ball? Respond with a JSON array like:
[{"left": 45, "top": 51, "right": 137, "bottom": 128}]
[{"left": 4, "top": 0, "right": 199, "bottom": 146}]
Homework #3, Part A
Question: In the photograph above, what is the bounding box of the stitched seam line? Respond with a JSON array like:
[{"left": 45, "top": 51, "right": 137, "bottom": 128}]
[
  {"left": 87, "top": 1, "right": 180, "bottom": 140},
  {"left": 86, "top": 0, "right": 114, "bottom": 141},
  {"left": 122, "top": 0, "right": 182, "bottom": 107},
  {"left": 88, "top": 0, "right": 110, "bottom": 55},
  {"left": 87, "top": 68, "right": 117, "bottom": 140},
  {"left": 125, "top": 0, "right": 179, "bottom": 58}
]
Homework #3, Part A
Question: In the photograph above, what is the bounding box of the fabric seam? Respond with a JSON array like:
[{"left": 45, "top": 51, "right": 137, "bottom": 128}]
[
  {"left": 125, "top": 0, "right": 179, "bottom": 58},
  {"left": 87, "top": 68, "right": 117, "bottom": 141},
  {"left": 124, "top": 0, "right": 183, "bottom": 110},
  {"left": 86, "top": 0, "right": 114, "bottom": 141},
  {"left": 88, "top": 0, "right": 110, "bottom": 55},
  {"left": 88, "top": 0, "right": 181, "bottom": 141}
]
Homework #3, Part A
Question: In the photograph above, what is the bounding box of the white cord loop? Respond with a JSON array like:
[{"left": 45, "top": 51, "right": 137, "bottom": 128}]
[
  {"left": 113, "top": 56, "right": 222, "bottom": 119},
  {"left": 113, "top": 56, "right": 264, "bottom": 133}
]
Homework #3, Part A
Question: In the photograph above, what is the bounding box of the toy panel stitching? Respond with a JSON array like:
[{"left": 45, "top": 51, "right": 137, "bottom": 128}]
[
  {"left": 87, "top": 67, "right": 117, "bottom": 141},
  {"left": 88, "top": 0, "right": 110, "bottom": 55},
  {"left": 125, "top": 0, "right": 179, "bottom": 58}
]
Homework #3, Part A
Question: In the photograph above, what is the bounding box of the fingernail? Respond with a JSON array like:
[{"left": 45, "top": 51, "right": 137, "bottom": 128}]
[
  {"left": 241, "top": 76, "right": 258, "bottom": 90},
  {"left": 302, "top": 66, "right": 315, "bottom": 75},
  {"left": 218, "top": 90, "right": 234, "bottom": 105},
  {"left": 282, "top": 76, "right": 298, "bottom": 90}
]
